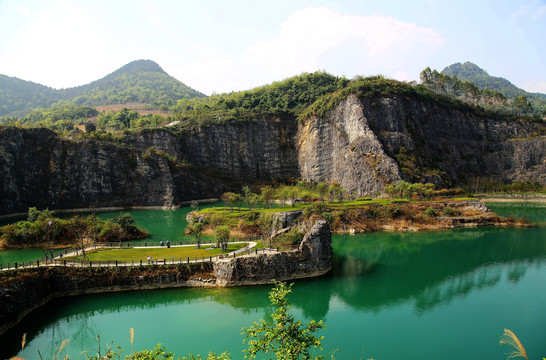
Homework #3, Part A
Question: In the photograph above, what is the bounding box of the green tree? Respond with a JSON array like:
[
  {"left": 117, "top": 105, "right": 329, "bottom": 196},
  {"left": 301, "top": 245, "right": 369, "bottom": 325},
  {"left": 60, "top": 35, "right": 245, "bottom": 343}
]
[
  {"left": 242, "top": 282, "right": 325, "bottom": 360},
  {"left": 259, "top": 213, "right": 275, "bottom": 249},
  {"left": 513, "top": 95, "right": 533, "bottom": 115},
  {"left": 242, "top": 186, "right": 253, "bottom": 211},
  {"left": 316, "top": 183, "right": 328, "bottom": 202},
  {"left": 275, "top": 186, "right": 291, "bottom": 208},
  {"left": 222, "top": 192, "right": 237, "bottom": 211},
  {"left": 215, "top": 225, "right": 230, "bottom": 251},
  {"left": 187, "top": 221, "right": 204, "bottom": 249},
  {"left": 289, "top": 186, "right": 299, "bottom": 207},
  {"left": 261, "top": 186, "right": 274, "bottom": 209},
  {"left": 327, "top": 183, "right": 343, "bottom": 203}
]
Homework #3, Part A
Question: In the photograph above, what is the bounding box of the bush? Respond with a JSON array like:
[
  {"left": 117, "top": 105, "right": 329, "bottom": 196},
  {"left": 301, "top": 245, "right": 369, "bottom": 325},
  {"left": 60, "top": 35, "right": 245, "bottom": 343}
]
[
  {"left": 274, "top": 229, "right": 304, "bottom": 248},
  {"left": 210, "top": 213, "right": 228, "bottom": 226},
  {"left": 424, "top": 207, "right": 438, "bottom": 217},
  {"left": 443, "top": 207, "right": 461, "bottom": 216}
]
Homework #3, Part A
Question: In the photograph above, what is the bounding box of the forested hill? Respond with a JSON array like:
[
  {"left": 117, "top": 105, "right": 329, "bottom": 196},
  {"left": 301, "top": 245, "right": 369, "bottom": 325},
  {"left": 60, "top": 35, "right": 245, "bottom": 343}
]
[
  {"left": 0, "top": 75, "right": 60, "bottom": 117},
  {"left": 442, "top": 61, "right": 546, "bottom": 100},
  {"left": 60, "top": 60, "right": 205, "bottom": 108},
  {"left": 0, "top": 60, "right": 204, "bottom": 117}
]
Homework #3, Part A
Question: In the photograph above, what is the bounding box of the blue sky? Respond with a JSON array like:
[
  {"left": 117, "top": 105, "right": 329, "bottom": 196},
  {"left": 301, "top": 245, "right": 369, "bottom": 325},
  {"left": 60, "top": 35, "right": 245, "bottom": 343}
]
[{"left": 0, "top": 0, "right": 544, "bottom": 95}]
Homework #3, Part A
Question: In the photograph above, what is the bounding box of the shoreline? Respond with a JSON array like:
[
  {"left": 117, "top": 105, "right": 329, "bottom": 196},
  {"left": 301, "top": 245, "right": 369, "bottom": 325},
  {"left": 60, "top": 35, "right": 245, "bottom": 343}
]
[
  {"left": 481, "top": 197, "right": 546, "bottom": 203},
  {"left": 0, "top": 199, "right": 220, "bottom": 220}
]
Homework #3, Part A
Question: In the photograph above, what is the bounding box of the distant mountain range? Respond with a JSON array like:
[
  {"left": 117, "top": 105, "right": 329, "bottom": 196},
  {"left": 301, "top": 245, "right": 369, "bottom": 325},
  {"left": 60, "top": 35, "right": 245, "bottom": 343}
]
[
  {"left": 1, "top": 59, "right": 544, "bottom": 119},
  {"left": 0, "top": 60, "right": 204, "bottom": 117},
  {"left": 442, "top": 61, "right": 546, "bottom": 100}
]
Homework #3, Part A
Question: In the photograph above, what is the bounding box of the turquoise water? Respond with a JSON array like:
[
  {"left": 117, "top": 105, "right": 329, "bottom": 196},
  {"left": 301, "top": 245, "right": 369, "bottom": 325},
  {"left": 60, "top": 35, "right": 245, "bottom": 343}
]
[
  {"left": 0, "top": 203, "right": 222, "bottom": 264},
  {"left": 1, "top": 203, "right": 545, "bottom": 359}
]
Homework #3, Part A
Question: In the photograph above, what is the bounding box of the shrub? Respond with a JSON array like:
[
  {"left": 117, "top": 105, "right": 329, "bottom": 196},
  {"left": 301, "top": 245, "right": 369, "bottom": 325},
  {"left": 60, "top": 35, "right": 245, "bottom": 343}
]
[
  {"left": 424, "top": 207, "right": 438, "bottom": 217},
  {"left": 210, "top": 213, "right": 228, "bottom": 226},
  {"left": 274, "top": 229, "right": 304, "bottom": 248},
  {"left": 443, "top": 207, "right": 461, "bottom": 216}
]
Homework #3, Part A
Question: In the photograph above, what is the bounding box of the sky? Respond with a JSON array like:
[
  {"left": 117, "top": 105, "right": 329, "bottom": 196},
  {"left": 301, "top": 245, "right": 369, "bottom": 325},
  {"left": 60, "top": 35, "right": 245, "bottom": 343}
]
[{"left": 0, "top": 0, "right": 545, "bottom": 95}]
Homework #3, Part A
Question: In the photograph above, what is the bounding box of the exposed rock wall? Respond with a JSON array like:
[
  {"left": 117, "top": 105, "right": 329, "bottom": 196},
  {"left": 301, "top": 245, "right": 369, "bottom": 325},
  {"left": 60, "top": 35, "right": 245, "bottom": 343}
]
[
  {"left": 213, "top": 220, "right": 332, "bottom": 286},
  {"left": 297, "top": 95, "right": 402, "bottom": 196},
  {"left": 1, "top": 93, "right": 544, "bottom": 215},
  {"left": 297, "top": 94, "right": 545, "bottom": 195},
  {"left": 0, "top": 263, "right": 215, "bottom": 337},
  {"left": 132, "top": 116, "right": 299, "bottom": 181}
]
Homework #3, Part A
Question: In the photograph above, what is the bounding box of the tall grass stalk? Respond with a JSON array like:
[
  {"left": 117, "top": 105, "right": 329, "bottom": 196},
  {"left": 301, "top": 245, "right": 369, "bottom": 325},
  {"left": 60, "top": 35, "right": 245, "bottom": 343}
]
[
  {"left": 499, "top": 329, "right": 528, "bottom": 360},
  {"left": 130, "top": 328, "right": 134, "bottom": 354}
]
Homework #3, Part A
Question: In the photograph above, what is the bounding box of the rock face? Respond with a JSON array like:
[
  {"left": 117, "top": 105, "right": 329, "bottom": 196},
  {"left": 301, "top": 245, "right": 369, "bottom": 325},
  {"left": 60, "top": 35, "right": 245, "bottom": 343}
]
[
  {"left": 298, "top": 94, "right": 546, "bottom": 195},
  {"left": 0, "top": 127, "right": 256, "bottom": 215},
  {"left": 1, "top": 93, "right": 544, "bottom": 215},
  {"left": 0, "top": 263, "right": 216, "bottom": 337},
  {"left": 214, "top": 220, "right": 332, "bottom": 286},
  {"left": 297, "top": 95, "right": 402, "bottom": 196}
]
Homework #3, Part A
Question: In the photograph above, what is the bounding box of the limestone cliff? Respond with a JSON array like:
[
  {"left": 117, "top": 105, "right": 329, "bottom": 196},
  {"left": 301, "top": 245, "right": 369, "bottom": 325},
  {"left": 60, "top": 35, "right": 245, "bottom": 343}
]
[
  {"left": 0, "top": 127, "right": 228, "bottom": 214},
  {"left": 297, "top": 94, "right": 545, "bottom": 196},
  {"left": 1, "top": 92, "right": 544, "bottom": 215}
]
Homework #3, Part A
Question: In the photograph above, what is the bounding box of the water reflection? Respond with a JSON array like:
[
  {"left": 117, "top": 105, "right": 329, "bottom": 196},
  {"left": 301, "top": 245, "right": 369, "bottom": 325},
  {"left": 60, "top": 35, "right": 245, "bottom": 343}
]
[
  {"left": 2, "top": 223, "right": 545, "bottom": 360},
  {"left": 329, "top": 226, "right": 545, "bottom": 313}
]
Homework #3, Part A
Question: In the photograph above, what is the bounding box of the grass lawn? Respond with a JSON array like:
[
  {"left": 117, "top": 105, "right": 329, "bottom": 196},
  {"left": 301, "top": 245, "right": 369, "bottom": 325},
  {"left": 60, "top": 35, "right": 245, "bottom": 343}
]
[{"left": 65, "top": 243, "right": 248, "bottom": 261}]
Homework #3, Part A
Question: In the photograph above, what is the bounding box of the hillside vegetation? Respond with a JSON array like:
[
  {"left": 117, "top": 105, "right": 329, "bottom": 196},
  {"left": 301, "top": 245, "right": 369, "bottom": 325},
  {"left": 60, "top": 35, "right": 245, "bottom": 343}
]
[
  {"left": 442, "top": 61, "right": 546, "bottom": 114},
  {"left": 0, "top": 60, "right": 203, "bottom": 117},
  {"left": 2, "top": 61, "right": 544, "bottom": 136},
  {"left": 170, "top": 71, "right": 349, "bottom": 125},
  {"left": 0, "top": 75, "right": 60, "bottom": 117}
]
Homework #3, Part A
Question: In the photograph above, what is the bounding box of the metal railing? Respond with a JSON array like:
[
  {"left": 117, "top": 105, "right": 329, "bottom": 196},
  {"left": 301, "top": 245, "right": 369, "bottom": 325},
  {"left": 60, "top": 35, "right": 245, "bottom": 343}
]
[
  {"left": 96, "top": 236, "right": 263, "bottom": 248},
  {"left": 0, "top": 246, "right": 286, "bottom": 272}
]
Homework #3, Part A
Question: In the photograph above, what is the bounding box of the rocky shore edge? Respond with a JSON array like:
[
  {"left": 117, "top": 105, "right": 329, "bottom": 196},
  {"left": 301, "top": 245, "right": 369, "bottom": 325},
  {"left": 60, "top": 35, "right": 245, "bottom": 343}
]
[{"left": 0, "top": 220, "right": 332, "bottom": 337}]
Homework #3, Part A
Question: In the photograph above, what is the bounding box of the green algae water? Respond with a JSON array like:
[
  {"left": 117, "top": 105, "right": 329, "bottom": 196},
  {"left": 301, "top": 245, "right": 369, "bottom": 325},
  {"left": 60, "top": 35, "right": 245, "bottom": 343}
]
[
  {"left": 0, "top": 203, "right": 221, "bottom": 264},
  {"left": 1, "top": 203, "right": 545, "bottom": 359}
]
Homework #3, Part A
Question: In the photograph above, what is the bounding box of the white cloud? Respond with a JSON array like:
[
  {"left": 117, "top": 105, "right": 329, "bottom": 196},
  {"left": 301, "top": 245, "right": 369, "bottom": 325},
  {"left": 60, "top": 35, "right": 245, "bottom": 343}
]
[
  {"left": 0, "top": 0, "right": 142, "bottom": 88},
  {"left": 511, "top": 1, "right": 546, "bottom": 21},
  {"left": 174, "top": 7, "right": 445, "bottom": 94},
  {"left": 533, "top": 5, "right": 546, "bottom": 20},
  {"left": 524, "top": 80, "right": 546, "bottom": 94},
  {"left": 18, "top": 6, "right": 31, "bottom": 17},
  {"left": 0, "top": 4, "right": 445, "bottom": 95}
]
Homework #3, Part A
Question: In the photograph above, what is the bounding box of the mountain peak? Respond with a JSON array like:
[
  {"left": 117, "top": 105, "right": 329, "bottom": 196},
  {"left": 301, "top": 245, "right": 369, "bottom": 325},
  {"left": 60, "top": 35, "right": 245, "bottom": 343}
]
[
  {"left": 441, "top": 61, "right": 489, "bottom": 78},
  {"left": 111, "top": 59, "right": 166, "bottom": 76}
]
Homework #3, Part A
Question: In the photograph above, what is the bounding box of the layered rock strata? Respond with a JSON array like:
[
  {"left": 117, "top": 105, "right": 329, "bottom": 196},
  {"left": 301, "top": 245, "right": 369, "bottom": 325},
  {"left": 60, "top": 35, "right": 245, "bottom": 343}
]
[{"left": 1, "top": 93, "right": 544, "bottom": 215}]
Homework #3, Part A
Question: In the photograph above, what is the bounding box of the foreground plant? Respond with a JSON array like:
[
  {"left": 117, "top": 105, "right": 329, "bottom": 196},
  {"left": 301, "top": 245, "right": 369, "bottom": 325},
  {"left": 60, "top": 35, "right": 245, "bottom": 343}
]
[
  {"left": 499, "top": 329, "right": 528, "bottom": 360},
  {"left": 242, "top": 281, "right": 325, "bottom": 360}
]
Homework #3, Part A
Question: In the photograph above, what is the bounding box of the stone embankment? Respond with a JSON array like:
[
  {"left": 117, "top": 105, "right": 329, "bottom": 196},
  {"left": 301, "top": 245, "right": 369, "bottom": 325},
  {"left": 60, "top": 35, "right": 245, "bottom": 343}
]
[
  {"left": 0, "top": 220, "right": 332, "bottom": 337},
  {"left": 214, "top": 220, "right": 331, "bottom": 286}
]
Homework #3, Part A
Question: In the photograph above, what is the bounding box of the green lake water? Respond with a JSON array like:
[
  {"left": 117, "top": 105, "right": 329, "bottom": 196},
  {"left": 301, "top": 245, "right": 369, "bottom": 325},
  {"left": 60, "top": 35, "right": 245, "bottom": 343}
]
[{"left": 1, "top": 203, "right": 545, "bottom": 359}]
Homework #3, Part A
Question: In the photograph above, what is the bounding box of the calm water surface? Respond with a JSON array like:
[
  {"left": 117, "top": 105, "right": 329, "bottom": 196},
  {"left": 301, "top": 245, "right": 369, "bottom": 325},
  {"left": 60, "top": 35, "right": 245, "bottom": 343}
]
[
  {"left": 1, "top": 203, "right": 545, "bottom": 359},
  {"left": 0, "top": 203, "right": 221, "bottom": 263}
]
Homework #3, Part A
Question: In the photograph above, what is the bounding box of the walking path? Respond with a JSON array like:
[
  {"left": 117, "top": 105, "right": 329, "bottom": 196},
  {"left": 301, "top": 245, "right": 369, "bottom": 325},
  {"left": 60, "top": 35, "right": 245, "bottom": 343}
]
[
  {"left": 60, "top": 241, "right": 258, "bottom": 259},
  {"left": 0, "top": 241, "right": 265, "bottom": 271}
]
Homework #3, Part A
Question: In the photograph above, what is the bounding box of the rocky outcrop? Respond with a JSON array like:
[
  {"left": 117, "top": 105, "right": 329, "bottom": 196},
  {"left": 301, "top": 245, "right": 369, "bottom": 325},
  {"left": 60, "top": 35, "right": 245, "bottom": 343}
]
[
  {"left": 1, "top": 92, "right": 544, "bottom": 215},
  {"left": 133, "top": 116, "right": 299, "bottom": 181},
  {"left": 0, "top": 127, "right": 241, "bottom": 215},
  {"left": 213, "top": 220, "right": 332, "bottom": 286},
  {"left": 0, "top": 263, "right": 216, "bottom": 337},
  {"left": 298, "top": 94, "right": 546, "bottom": 195},
  {"left": 297, "top": 95, "right": 402, "bottom": 196}
]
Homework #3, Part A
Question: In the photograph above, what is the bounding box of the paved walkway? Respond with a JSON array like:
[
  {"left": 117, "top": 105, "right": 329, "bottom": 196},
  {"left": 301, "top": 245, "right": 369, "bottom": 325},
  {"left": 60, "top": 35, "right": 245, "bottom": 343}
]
[{"left": 1, "top": 241, "right": 273, "bottom": 271}]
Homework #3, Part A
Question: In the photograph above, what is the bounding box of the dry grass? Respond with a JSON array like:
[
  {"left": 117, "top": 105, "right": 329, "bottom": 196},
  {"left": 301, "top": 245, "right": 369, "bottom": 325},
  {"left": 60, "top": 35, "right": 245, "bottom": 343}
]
[{"left": 499, "top": 329, "right": 528, "bottom": 360}]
